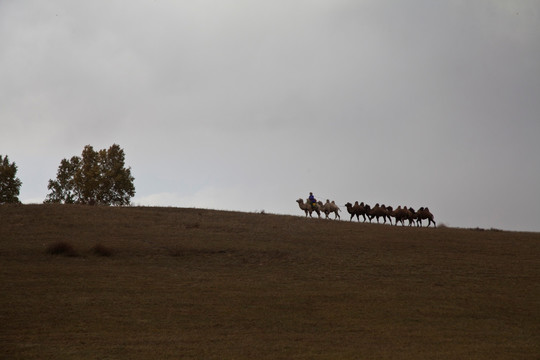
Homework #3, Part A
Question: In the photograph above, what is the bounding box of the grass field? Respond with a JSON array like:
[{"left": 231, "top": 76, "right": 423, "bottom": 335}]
[{"left": 1, "top": 204, "right": 539, "bottom": 359}]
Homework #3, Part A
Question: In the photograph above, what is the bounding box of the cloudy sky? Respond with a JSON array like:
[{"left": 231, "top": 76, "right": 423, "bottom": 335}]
[{"left": 1, "top": 1, "right": 539, "bottom": 232}]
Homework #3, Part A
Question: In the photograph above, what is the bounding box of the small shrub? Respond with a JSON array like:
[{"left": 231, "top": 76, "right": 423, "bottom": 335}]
[
  {"left": 184, "top": 222, "right": 200, "bottom": 229},
  {"left": 91, "top": 243, "right": 113, "bottom": 257},
  {"left": 170, "top": 247, "right": 187, "bottom": 257},
  {"left": 46, "top": 241, "right": 79, "bottom": 257}
]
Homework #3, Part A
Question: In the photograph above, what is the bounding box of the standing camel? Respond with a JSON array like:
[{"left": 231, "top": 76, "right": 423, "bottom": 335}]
[
  {"left": 416, "top": 207, "right": 436, "bottom": 227},
  {"left": 296, "top": 199, "right": 321, "bottom": 218},
  {"left": 319, "top": 200, "right": 341, "bottom": 220}
]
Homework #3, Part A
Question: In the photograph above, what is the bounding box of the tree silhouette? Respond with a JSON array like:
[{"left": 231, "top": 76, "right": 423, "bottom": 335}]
[
  {"left": 45, "top": 144, "right": 135, "bottom": 205},
  {"left": 0, "top": 155, "right": 22, "bottom": 204}
]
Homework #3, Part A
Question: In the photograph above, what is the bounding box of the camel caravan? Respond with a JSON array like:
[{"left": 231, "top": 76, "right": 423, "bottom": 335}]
[{"left": 296, "top": 196, "right": 436, "bottom": 227}]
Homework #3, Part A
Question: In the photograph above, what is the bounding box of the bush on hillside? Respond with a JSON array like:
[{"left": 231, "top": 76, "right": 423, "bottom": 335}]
[
  {"left": 46, "top": 241, "right": 79, "bottom": 257},
  {"left": 91, "top": 243, "right": 113, "bottom": 257}
]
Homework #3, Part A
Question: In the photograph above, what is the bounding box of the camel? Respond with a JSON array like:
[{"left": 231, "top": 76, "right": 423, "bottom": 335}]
[
  {"left": 345, "top": 201, "right": 368, "bottom": 222},
  {"left": 407, "top": 207, "right": 418, "bottom": 226},
  {"left": 367, "top": 203, "right": 392, "bottom": 224},
  {"left": 319, "top": 200, "right": 341, "bottom": 220},
  {"left": 391, "top": 206, "right": 410, "bottom": 226},
  {"left": 416, "top": 207, "right": 436, "bottom": 227},
  {"left": 385, "top": 205, "right": 394, "bottom": 225},
  {"left": 345, "top": 202, "right": 360, "bottom": 222},
  {"left": 296, "top": 198, "right": 321, "bottom": 218}
]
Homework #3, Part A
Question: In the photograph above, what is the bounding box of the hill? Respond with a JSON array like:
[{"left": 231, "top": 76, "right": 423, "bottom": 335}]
[{"left": 1, "top": 204, "right": 539, "bottom": 359}]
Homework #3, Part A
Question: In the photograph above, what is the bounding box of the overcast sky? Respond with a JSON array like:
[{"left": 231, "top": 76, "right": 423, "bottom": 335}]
[{"left": 1, "top": 1, "right": 539, "bottom": 232}]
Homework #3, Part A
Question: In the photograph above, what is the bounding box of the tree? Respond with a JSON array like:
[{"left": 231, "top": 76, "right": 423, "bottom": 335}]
[
  {"left": 45, "top": 144, "right": 135, "bottom": 205},
  {"left": 0, "top": 155, "right": 23, "bottom": 204}
]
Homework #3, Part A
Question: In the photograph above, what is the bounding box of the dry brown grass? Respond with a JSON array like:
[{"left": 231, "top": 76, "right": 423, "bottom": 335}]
[{"left": 1, "top": 204, "right": 539, "bottom": 359}]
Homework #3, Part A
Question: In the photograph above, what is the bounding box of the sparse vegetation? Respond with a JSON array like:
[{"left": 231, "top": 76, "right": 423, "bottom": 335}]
[
  {"left": 184, "top": 222, "right": 200, "bottom": 229},
  {"left": 1, "top": 204, "right": 539, "bottom": 359},
  {"left": 46, "top": 241, "right": 78, "bottom": 257},
  {"left": 91, "top": 243, "right": 113, "bottom": 257}
]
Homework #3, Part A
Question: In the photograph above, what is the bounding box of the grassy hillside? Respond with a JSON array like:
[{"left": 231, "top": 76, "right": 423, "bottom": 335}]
[{"left": 1, "top": 204, "right": 539, "bottom": 359}]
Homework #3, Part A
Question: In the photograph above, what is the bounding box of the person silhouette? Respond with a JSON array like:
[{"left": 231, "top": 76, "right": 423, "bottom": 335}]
[{"left": 308, "top": 192, "right": 317, "bottom": 209}]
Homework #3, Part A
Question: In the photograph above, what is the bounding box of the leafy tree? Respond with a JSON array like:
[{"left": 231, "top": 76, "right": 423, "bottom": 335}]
[
  {"left": 45, "top": 144, "right": 135, "bottom": 205},
  {"left": 45, "top": 156, "right": 81, "bottom": 204},
  {"left": 0, "top": 155, "right": 23, "bottom": 204}
]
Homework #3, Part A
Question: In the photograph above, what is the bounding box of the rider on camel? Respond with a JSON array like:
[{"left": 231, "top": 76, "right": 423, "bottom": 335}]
[{"left": 308, "top": 192, "right": 317, "bottom": 209}]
